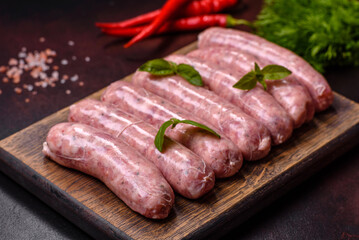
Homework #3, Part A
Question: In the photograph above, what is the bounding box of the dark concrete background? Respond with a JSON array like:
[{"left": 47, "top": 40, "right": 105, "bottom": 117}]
[{"left": 0, "top": 0, "right": 358, "bottom": 239}]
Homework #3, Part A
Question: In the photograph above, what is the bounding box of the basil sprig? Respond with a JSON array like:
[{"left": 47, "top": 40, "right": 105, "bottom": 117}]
[
  {"left": 139, "top": 58, "right": 203, "bottom": 86},
  {"left": 154, "top": 118, "right": 220, "bottom": 152},
  {"left": 233, "top": 63, "right": 292, "bottom": 90}
]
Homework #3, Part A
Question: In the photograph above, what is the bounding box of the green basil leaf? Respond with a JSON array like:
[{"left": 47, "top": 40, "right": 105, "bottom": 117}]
[
  {"left": 258, "top": 77, "right": 267, "bottom": 90},
  {"left": 170, "top": 118, "right": 181, "bottom": 128},
  {"left": 261, "top": 65, "right": 292, "bottom": 80},
  {"left": 154, "top": 120, "right": 174, "bottom": 152},
  {"left": 139, "top": 59, "right": 175, "bottom": 76},
  {"left": 232, "top": 71, "right": 258, "bottom": 90},
  {"left": 254, "top": 62, "right": 261, "bottom": 74},
  {"left": 176, "top": 63, "right": 203, "bottom": 86},
  {"left": 178, "top": 120, "right": 220, "bottom": 138},
  {"left": 155, "top": 118, "right": 220, "bottom": 152}
]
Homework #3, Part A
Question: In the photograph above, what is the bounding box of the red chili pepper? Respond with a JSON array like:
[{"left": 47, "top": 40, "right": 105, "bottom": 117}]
[
  {"left": 124, "top": 0, "right": 193, "bottom": 48},
  {"left": 96, "top": 10, "right": 161, "bottom": 29},
  {"left": 96, "top": 0, "right": 238, "bottom": 29},
  {"left": 101, "top": 15, "right": 252, "bottom": 37}
]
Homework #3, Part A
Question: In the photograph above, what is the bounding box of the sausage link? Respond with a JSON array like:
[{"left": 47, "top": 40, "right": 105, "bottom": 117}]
[
  {"left": 43, "top": 122, "right": 174, "bottom": 219},
  {"left": 130, "top": 70, "right": 271, "bottom": 160},
  {"left": 101, "top": 81, "right": 244, "bottom": 175},
  {"left": 166, "top": 54, "right": 293, "bottom": 145},
  {"left": 198, "top": 27, "right": 334, "bottom": 112},
  {"left": 68, "top": 99, "right": 215, "bottom": 198},
  {"left": 188, "top": 47, "right": 315, "bottom": 128}
]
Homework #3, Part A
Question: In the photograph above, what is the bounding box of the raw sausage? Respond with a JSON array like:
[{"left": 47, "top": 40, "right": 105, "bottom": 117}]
[
  {"left": 198, "top": 27, "right": 334, "bottom": 111},
  {"left": 43, "top": 122, "right": 174, "bottom": 219},
  {"left": 130, "top": 70, "right": 271, "bottom": 160},
  {"left": 188, "top": 47, "right": 315, "bottom": 128},
  {"left": 68, "top": 99, "right": 215, "bottom": 198},
  {"left": 101, "top": 81, "right": 244, "bottom": 175},
  {"left": 166, "top": 54, "right": 293, "bottom": 145}
]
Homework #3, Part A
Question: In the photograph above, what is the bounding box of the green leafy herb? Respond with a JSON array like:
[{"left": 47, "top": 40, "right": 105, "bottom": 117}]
[
  {"left": 261, "top": 65, "right": 292, "bottom": 80},
  {"left": 139, "top": 58, "right": 203, "bottom": 86},
  {"left": 254, "top": 0, "right": 359, "bottom": 72},
  {"left": 138, "top": 59, "right": 175, "bottom": 76},
  {"left": 233, "top": 62, "right": 291, "bottom": 90},
  {"left": 154, "top": 118, "right": 220, "bottom": 152}
]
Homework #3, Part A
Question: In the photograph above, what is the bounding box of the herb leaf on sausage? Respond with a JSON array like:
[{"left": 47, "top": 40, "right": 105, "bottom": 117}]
[
  {"left": 233, "top": 62, "right": 291, "bottom": 91},
  {"left": 261, "top": 65, "right": 292, "bottom": 80},
  {"left": 139, "top": 58, "right": 203, "bottom": 86},
  {"left": 155, "top": 118, "right": 220, "bottom": 152},
  {"left": 139, "top": 58, "right": 175, "bottom": 76}
]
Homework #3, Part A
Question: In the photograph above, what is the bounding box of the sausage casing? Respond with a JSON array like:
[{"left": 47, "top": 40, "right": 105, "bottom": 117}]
[
  {"left": 102, "top": 81, "right": 244, "bottom": 176},
  {"left": 188, "top": 47, "right": 315, "bottom": 127},
  {"left": 132, "top": 70, "right": 272, "bottom": 159},
  {"left": 68, "top": 99, "right": 215, "bottom": 199},
  {"left": 43, "top": 122, "right": 174, "bottom": 219},
  {"left": 198, "top": 27, "right": 334, "bottom": 111},
  {"left": 166, "top": 54, "right": 293, "bottom": 145}
]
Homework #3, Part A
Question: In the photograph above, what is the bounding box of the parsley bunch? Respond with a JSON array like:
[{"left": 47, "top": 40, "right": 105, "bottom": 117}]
[{"left": 254, "top": 0, "right": 359, "bottom": 73}]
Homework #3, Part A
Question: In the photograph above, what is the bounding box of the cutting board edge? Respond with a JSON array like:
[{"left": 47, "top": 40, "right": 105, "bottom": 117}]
[
  {"left": 0, "top": 146, "right": 132, "bottom": 240},
  {"left": 1, "top": 115, "right": 358, "bottom": 240},
  {"left": 185, "top": 121, "right": 359, "bottom": 240}
]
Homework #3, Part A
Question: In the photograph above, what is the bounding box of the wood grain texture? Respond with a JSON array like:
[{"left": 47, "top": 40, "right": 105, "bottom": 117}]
[{"left": 1, "top": 42, "right": 359, "bottom": 240}]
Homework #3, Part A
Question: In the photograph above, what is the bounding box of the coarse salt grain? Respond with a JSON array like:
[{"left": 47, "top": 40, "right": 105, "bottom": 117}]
[
  {"left": 61, "top": 59, "right": 68, "bottom": 65},
  {"left": 6, "top": 67, "right": 17, "bottom": 77},
  {"left": 9, "top": 58, "right": 18, "bottom": 66},
  {"left": 18, "top": 52, "right": 27, "bottom": 58},
  {"left": 39, "top": 72, "right": 47, "bottom": 80},
  {"left": 45, "top": 48, "right": 56, "bottom": 57},
  {"left": 70, "top": 74, "right": 79, "bottom": 82},
  {"left": 72, "top": 56, "right": 77, "bottom": 61},
  {"left": 2, "top": 42, "right": 85, "bottom": 100},
  {"left": 18, "top": 59, "right": 25, "bottom": 69},
  {"left": 27, "top": 85, "right": 34, "bottom": 91},
  {"left": 0, "top": 66, "right": 7, "bottom": 73},
  {"left": 30, "top": 68, "right": 40, "bottom": 79},
  {"left": 13, "top": 76, "right": 20, "bottom": 84},
  {"left": 52, "top": 71, "right": 59, "bottom": 79},
  {"left": 14, "top": 87, "right": 22, "bottom": 94}
]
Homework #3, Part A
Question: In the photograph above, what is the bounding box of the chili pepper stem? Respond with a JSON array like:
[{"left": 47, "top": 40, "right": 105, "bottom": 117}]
[{"left": 226, "top": 15, "right": 254, "bottom": 28}]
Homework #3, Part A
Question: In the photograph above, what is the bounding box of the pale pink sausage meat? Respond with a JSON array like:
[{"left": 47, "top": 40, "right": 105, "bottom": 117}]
[
  {"left": 68, "top": 99, "right": 215, "bottom": 198},
  {"left": 166, "top": 55, "right": 293, "bottom": 145},
  {"left": 188, "top": 47, "right": 315, "bottom": 128},
  {"left": 198, "top": 27, "right": 334, "bottom": 112},
  {"left": 130, "top": 72, "right": 271, "bottom": 160},
  {"left": 43, "top": 122, "right": 174, "bottom": 219},
  {"left": 101, "top": 81, "right": 243, "bottom": 176}
]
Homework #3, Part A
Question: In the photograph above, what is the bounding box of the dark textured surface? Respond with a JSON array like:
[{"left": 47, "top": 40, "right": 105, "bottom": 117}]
[{"left": 0, "top": 0, "right": 358, "bottom": 239}]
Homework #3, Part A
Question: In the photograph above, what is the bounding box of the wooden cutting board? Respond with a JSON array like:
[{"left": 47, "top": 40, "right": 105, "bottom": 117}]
[{"left": 1, "top": 42, "right": 359, "bottom": 240}]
